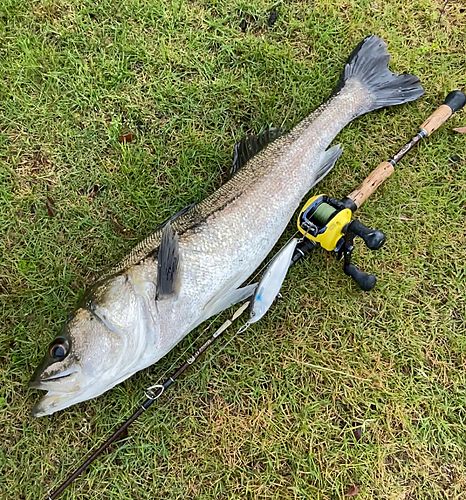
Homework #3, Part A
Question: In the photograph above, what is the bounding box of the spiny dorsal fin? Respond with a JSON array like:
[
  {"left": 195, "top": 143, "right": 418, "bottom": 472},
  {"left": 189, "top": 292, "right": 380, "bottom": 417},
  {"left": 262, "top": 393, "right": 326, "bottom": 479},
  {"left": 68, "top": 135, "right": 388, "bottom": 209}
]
[
  {"left": 100, "top": 129, "right": 289, "bottom": 280},
  {"left": 155, "top": 202, "right": 197, "bottom": 232},
  {"left": 231, "top": 127, "right": 286, "bottom": 177},
  {"left": 156, "top": 222, "right": 181, "bottom": 300}
]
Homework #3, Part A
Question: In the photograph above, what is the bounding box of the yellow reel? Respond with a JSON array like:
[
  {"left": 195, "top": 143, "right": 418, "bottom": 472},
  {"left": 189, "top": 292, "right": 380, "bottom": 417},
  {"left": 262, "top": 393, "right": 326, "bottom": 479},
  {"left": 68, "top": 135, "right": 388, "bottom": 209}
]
[{"left": 297, "top": 195, "right": 352, "bottom": 252}]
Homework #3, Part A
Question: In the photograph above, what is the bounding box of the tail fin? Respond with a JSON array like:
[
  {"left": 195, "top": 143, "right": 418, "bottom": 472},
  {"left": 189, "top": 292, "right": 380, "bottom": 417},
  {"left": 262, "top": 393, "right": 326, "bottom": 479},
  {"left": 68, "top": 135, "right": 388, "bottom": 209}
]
[{"left": 334, "top": 35, "right": 424, "bottom": 113}]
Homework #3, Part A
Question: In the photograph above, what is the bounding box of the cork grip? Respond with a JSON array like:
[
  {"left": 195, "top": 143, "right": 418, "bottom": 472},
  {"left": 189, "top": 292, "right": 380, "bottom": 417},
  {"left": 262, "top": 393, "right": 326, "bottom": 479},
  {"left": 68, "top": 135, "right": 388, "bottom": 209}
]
[
  {"left": 420, "top": 104, "right": 453, "bottom": 136},
  {"left": 347, "top": 161, "right": 395, "bottom": 208}
]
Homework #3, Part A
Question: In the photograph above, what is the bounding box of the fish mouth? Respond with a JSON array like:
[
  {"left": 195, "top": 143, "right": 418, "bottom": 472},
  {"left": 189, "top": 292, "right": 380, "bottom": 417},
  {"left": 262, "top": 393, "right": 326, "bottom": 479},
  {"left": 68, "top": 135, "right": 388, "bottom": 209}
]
[
  {"left": 29, "top": 370, "right": 85, "bottom": 417},
  {"left": 30, "top": 390, "right": 76, "bottom": 417},
  {"left": 28, "top": 368, "right": 77, "bottom": 391},
  {"left": 28, "top": 374, "right": 72, "bottom": 390}
]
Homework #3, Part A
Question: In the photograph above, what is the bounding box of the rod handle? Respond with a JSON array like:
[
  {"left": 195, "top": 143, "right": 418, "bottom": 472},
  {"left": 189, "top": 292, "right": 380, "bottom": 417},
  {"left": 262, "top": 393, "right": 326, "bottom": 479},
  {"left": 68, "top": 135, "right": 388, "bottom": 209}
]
[
  {"left": 346, "top": 161, "right": 394, "bottom": 209},
  {"left": 420, "top": 90, "right": 466, "bottom": 136}
]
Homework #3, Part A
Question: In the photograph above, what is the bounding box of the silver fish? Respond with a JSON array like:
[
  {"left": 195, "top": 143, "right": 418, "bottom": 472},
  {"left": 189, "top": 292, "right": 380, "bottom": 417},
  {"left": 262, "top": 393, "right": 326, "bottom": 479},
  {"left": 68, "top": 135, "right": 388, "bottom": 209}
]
[{"left": 29, "top": 35, "right": 424, "bottom": 416}]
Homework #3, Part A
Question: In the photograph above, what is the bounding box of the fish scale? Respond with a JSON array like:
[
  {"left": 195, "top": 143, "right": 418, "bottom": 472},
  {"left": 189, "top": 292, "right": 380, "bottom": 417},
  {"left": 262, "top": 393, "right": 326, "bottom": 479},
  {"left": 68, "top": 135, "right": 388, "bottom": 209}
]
[{"left": 174, "top": 81, "right": 368, "bottom": 306}]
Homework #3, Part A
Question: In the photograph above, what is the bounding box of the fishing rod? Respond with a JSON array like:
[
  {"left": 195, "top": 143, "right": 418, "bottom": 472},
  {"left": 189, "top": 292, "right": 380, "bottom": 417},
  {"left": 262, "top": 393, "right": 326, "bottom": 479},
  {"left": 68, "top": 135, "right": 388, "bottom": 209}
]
[
  {"left": 292, "top": 90, "right": 466, "bottom": 289},
  {"left": 44, "top": 91, "right": 464, "bottom": 499}
]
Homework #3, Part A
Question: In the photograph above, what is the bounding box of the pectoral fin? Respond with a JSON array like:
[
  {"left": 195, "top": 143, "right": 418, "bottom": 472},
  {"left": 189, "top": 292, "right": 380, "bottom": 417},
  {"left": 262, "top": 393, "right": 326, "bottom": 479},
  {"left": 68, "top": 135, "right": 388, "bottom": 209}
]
[{"left": 156, "top": 222, "right": 181, "bottom": 300}]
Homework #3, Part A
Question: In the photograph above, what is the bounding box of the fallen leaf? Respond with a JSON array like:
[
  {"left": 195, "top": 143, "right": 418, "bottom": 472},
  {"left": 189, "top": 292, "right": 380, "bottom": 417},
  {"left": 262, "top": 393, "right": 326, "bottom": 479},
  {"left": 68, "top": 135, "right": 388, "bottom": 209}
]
[
  {"left": 89, "top": 184, "right": 105, "bottom": 198},
  {"left": 119, "top": 132, "right": 134, "bottom": 143},
  {"left": 400, "top": 215, "right": 414, "bottom": 221},
  {"left": 453, "top": 126, "right": 466, "bottom": 134},
  {"left": 345, "top": 484, "right": 360, "bottom": 497},
  {"left": 106, "top": 427, "right": 129, "bottom": 454},
  {"left": 45, "top": 196, "right": 56, "bottom": 217},
  {"left": 113, "top": 217, "right": 134, "bottom": 238},
  {"left": 353, "top": 426, "right": 362, "bottom": 441},
  {"left": 113, "top": 217, "right": 125, "bottom": 234},
  {"left": 267, "top": 10, "right": 278, "bottom": 26},
  {"left": 115, "top": 427, "right": 129, "bottom": 443}
]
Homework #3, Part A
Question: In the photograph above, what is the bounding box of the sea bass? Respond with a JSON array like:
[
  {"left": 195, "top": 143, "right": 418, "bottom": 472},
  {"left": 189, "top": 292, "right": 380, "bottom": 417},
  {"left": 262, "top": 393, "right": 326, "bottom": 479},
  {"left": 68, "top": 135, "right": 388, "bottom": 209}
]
[{"left": 29, "top": 36, "right": 423, "bottom": 416}]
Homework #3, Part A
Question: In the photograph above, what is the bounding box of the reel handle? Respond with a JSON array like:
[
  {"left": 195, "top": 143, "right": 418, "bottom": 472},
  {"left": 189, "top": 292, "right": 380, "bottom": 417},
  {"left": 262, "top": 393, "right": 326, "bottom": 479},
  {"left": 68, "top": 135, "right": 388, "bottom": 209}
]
[
  {"left": 347, "top": 220, "right": 385, "bottom": 250},
  {"left": 344, "top": 263, "right": 377, "bottom": 292}
]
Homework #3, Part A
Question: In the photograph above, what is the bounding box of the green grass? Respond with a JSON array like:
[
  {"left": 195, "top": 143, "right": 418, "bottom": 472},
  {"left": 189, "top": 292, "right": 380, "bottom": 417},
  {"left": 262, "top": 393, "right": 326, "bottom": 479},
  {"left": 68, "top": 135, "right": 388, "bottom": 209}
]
[{"left": 1, "top": 0, "right": 466, "bottom": 498}]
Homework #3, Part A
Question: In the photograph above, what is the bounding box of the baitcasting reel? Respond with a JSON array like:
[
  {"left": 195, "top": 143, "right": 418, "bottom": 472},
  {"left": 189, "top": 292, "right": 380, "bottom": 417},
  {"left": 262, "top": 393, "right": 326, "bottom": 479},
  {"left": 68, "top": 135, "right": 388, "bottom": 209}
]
[{"left": 294, "top": 194, "right": 385, "bottom": 291}]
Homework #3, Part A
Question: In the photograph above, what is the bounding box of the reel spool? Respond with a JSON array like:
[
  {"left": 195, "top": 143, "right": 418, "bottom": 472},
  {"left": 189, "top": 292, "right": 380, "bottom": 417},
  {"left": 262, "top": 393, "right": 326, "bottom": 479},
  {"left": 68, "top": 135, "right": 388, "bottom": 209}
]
[
  {"left": 297, "top": 195, "right": 352, "bottom": 251},
  {"left": 295, "top": 195, "right": 386, "bottom": 291}
]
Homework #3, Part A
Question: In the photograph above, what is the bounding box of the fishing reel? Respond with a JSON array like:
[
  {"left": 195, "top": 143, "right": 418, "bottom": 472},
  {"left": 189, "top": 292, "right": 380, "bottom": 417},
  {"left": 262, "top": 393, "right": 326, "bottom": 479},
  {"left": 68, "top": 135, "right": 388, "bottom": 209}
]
[{"left": 294, "top": 195, "right": 385, "bottom": 291}]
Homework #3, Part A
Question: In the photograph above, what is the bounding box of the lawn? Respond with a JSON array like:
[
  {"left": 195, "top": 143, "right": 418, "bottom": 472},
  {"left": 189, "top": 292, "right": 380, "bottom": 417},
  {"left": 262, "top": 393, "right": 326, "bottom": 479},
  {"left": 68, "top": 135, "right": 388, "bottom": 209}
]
[{"left": 1, "top": 0, "right": 465, "bottom": 498}]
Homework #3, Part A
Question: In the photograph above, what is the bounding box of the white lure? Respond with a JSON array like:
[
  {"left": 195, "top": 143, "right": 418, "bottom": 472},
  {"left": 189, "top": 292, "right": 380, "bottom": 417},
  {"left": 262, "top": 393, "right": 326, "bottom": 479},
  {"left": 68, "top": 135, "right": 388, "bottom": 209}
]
[{"left": 249, "top": 238, "right": 298, "bottom": 324}]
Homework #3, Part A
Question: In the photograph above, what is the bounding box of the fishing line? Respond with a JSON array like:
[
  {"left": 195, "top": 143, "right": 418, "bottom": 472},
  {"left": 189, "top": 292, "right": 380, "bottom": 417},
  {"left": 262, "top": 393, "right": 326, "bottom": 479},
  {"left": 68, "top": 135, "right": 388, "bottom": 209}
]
[
  {"left": 200, "top": 323, "right": 250, "bottom": 371},
  {"left": 172, "top": 232, "right": 299, "bottom": 373},
  {"left": 142, "top": 315, "right": 223, "bottom": 387},
  {"left": 44, "top": 79, "right": 466, "bottom": 499}
]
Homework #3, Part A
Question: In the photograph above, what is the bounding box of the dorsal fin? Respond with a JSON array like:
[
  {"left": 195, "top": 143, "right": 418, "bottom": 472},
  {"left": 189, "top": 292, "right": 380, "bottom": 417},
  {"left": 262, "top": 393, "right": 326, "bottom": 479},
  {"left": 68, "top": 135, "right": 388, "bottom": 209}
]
[
  {"left": 99, "top": 130, "right": 288, "bottom": 280},
  {"left": 231, "top": 127, "right": 285, "bottom": 176},
  {"left": 156, "top": 202, "right": 197, "bottom": 231},
  {"left": 156, "top": 222, "right": 181, "bottom": 300}
]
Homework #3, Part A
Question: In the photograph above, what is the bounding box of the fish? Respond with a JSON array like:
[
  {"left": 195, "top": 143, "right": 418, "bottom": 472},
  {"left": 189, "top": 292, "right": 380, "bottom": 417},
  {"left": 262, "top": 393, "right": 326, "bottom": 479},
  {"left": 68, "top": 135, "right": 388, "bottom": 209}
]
[{"left": 29, "top": 35, "right": 424, "bottom": 416}]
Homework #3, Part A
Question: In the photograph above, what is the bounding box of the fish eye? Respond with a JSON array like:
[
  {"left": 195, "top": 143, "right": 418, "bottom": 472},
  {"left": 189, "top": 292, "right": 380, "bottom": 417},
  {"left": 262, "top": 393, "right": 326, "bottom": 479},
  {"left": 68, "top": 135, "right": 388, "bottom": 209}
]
[{"left": 49, "top": 339, "right": 69, "bottom": 360}]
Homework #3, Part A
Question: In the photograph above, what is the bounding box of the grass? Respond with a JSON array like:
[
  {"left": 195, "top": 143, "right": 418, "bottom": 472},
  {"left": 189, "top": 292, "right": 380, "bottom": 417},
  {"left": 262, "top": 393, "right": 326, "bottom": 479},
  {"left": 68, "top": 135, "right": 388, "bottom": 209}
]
[{"left": 1, "top": 0, "right": 466, "bottom": 498}]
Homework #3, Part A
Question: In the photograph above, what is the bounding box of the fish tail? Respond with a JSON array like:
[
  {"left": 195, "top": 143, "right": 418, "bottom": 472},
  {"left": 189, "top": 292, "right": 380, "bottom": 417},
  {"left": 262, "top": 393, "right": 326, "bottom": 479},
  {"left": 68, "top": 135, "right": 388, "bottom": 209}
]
[{"left": 333, "top": 35, "right": 424, "bottom": 114}]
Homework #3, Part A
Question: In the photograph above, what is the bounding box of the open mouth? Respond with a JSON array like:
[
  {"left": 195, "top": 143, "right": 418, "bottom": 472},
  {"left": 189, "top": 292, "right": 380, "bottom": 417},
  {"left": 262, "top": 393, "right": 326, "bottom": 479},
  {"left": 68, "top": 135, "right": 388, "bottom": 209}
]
[{"left": 28, "top": 369, "right": 76, "bottom": 390}]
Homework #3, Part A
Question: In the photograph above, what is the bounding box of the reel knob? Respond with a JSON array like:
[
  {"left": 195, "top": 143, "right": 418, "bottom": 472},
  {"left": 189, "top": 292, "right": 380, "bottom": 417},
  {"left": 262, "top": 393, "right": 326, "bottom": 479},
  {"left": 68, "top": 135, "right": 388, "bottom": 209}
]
[
  {"left": 291, "top": 238, "right": 316, "bottom": 265},
  {"left": 343, "top": 263, "right": 377, "bottom": 291},
  {"left": 347, "top": 220, "right": 385, "bottom": 250}
]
